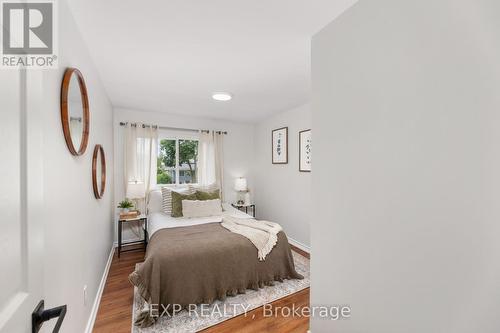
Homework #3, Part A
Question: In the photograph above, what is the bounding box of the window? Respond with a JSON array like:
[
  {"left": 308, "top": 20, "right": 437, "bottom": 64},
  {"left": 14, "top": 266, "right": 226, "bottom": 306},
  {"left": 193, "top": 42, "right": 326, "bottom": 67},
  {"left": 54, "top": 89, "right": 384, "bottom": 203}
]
[{"left": 157, "top": 137, "right": 198, "bottom": 185}]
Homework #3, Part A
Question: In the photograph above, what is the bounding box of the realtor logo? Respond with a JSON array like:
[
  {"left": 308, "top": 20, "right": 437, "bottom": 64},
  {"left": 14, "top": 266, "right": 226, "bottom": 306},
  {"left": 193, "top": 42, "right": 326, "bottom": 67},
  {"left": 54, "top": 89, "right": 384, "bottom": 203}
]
[{"left": 1, "top": 0, "right": 57, "bottom": 68}]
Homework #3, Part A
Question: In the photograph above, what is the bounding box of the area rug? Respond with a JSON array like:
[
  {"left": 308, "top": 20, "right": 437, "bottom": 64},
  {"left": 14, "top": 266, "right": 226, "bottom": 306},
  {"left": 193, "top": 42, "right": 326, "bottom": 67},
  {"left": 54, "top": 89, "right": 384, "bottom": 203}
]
[{"left": 131, "top": 250, "right": 310, "bottom": 332}]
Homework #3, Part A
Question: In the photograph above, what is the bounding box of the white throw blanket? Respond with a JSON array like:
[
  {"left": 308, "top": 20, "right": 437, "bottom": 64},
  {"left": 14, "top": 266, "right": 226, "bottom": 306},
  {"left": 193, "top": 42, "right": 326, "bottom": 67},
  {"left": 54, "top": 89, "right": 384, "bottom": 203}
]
[{"left": 221, "top": 216, "right": 282, "bottom": 261}]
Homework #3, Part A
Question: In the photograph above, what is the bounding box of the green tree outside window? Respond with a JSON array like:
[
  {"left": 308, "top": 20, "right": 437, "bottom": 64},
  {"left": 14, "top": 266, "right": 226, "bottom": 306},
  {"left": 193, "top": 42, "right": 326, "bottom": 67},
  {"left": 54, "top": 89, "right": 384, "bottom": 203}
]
[{"left": 157, "top": 139, "right": 198, "bottom": 184}]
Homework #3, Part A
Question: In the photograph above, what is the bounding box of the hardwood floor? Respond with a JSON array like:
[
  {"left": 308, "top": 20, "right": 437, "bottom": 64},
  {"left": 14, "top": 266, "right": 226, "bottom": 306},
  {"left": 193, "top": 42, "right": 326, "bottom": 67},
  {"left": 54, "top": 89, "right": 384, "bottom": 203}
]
[{"left": 93, "top": 244, "right": 310, "bottom": 333}]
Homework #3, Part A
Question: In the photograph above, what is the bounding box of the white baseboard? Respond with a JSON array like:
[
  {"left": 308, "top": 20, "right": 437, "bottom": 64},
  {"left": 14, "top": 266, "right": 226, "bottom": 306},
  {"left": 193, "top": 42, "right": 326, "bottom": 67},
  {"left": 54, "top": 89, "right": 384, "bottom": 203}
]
[
  {"left": 84, "top": 244, "right": 115, "bottom": 333},
  {"left": 288, "top": 237, "right": 310, "bottom": 254}
]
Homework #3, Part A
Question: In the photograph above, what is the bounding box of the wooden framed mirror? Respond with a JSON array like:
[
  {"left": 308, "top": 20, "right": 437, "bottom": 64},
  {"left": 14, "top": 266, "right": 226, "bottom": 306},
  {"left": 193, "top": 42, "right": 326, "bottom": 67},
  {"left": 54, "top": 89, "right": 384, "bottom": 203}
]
[
  {"left": 61, "top": 67, "right": 90, "bottom": 156},
  {"left": 92, "top": 145, "right": 106, "bottom": 199}
]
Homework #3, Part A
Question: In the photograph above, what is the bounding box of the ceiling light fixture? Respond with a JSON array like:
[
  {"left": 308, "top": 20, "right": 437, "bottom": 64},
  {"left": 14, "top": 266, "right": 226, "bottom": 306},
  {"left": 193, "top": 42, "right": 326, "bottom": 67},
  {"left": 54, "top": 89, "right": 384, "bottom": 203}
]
[{"left": 212, "top": 92, "right": 233, "bottom": 101}]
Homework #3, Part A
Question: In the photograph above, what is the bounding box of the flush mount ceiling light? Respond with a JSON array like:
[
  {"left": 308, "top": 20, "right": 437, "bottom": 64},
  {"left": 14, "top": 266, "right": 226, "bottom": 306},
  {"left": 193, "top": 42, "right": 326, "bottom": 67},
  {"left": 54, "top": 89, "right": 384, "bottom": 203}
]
[{"left": 212, "top": 92, "right": 233, "bottom": 101}]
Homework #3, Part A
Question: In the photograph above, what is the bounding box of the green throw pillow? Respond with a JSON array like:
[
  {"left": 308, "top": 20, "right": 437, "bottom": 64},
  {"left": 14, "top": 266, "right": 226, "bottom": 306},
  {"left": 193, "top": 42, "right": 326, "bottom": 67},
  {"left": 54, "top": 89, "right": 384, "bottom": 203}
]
[
  {"left": 171, "top": 191, "right": 198, "bottom": 217},
  {"left": 195, "top": 190, "right": 220, "bottom": 201}
]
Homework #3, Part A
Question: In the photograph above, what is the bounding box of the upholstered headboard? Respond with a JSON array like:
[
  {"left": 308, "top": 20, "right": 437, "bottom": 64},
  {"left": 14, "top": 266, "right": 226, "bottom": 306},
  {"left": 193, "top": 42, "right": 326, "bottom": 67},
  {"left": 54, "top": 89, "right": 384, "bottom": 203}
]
[{"left": 147, "top": 189, "right": 163, "bottom": 214}]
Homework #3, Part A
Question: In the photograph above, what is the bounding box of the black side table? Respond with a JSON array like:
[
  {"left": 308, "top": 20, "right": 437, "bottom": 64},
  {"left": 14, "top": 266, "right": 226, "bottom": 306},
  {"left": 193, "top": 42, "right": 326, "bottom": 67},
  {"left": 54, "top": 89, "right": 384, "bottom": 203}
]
[
  {"left": 118, "top": 214, "right": 148, "bottom": 258},
  {"left": 231, "top": 203, "right": 256, "bottom": 218}
]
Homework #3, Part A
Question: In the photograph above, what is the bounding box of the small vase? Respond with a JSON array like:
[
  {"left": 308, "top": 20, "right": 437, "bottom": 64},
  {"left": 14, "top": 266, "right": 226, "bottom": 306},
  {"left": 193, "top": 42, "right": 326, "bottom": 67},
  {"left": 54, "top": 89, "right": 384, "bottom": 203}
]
[{"left": 122, "top": 208, "right": 129, "bottom": 214}]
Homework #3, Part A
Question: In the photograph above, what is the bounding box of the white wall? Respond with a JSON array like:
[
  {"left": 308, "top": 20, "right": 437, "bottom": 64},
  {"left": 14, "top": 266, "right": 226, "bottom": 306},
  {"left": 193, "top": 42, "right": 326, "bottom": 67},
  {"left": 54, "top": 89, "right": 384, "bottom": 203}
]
[
  {"left": 42, "top": 1, "right": 114, "bottom": 332},
  {"left": 114, "top": 107, "right": 255, "bottom": 242},
  {"left": 312, "top": 0, "right": 500, "bottom": 332},
  {"left": 254, "top": 103, "right": 311, "bottom": 248}
]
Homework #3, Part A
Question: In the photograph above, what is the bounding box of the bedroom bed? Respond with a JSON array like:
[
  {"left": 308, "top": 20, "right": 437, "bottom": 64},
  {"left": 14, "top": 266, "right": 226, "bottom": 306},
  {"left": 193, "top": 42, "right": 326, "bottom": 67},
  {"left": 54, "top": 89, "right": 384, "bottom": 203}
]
[{"left": 129, "top": 190, "right": 303, "bottom": 327}]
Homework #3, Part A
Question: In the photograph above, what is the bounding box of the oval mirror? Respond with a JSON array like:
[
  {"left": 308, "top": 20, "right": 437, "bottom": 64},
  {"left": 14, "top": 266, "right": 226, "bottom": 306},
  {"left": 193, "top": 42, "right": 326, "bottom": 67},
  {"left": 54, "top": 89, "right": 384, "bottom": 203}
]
[
  {"left": 92, "top": 145, "right": 106, "bottom": 199},
  {"left": 61, "top": 68, "right": 89, "bottom": 156}
]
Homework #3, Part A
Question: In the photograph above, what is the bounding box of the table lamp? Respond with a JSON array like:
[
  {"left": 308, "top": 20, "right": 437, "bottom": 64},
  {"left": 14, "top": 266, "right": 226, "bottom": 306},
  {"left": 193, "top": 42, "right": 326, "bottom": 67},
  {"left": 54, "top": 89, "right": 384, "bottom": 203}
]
[
  {"left": 234, "top": 177, "right": 248, "bottom": 205},
  {"left": 126, "top": 181, "right": 146, "bottom": 213}
]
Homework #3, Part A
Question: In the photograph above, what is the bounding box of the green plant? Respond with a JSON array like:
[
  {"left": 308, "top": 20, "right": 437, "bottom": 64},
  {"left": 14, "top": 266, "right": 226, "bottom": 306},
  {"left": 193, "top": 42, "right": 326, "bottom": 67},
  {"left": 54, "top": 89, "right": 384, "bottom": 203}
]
[
  {"left": 117, "top": 198, "right": 134, "bottom": 209},
  {"left": 157, "top": 170, "right": 172, "bottom": 184}
]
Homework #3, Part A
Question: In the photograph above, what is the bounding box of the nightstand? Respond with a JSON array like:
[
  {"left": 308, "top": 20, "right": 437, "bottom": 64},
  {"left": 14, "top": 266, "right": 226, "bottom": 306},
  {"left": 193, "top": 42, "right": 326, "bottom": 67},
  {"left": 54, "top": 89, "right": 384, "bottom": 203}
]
[
  {"left": 231, "top": 203, "right": 256, "bottom": 218},
  {"left": 118, "top": 214, "right": 147, "bottom": 258}
]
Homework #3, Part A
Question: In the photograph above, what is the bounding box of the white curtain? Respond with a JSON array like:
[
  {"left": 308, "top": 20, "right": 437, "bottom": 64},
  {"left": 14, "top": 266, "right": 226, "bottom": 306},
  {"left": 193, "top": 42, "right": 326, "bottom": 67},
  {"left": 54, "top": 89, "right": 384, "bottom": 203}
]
[
  {"left": 197, "top": 131, "right": 215, "bottom": 186},
  {"left": 124, "top": 123, "right": 158, "bottom": 201},
  {"left": 213, "top": 132, "right": 224, "bottom": 200},
  {"left": 197, "top": 131, "right": 224, "bottom": 200}
]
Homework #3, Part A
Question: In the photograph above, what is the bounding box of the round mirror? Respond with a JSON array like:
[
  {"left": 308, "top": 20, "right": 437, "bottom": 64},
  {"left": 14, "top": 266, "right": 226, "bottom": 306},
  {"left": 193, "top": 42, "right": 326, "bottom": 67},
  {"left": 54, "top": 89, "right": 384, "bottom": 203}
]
[
  {"left": 92, "top": 145, "right": 106, "bottom": 199},
  {"left": 61, "top": 68, "right": 89, "bottom": 156}
]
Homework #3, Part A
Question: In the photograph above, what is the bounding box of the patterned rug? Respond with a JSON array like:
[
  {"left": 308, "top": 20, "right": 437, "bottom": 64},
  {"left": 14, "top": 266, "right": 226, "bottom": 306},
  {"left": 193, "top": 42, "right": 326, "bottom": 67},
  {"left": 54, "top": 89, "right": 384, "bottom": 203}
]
[{"left": 132, "top": 251, "right": 310, "bottom": 332}]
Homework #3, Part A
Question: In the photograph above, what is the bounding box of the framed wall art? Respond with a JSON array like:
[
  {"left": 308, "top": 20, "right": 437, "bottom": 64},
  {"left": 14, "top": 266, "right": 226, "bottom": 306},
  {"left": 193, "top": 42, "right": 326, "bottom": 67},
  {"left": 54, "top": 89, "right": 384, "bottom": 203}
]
[
  {"left": 272, "top": 127, "right": 288, "bottom": 164},
  {"left": 299, "top": 129, "right": 311, "bottom": 172}
]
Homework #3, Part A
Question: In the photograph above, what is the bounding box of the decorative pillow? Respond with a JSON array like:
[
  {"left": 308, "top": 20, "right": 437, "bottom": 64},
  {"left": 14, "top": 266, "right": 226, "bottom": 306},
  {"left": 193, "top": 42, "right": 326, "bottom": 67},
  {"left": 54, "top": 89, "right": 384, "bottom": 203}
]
[
  {"left": 161, "top": 187, "right": 176, "bottom": 214},
  {"left": 161, "top": 186, "right": 195, "bottom": 214},
  {"left": 183, "top": 185, "right": 197, "bottom": 195},
  {"left": 189, "top": 183, "right": 219, "bottom": 194},
  {"left": 196, "top": 190, "right": 220, "bottom": 201},
  {"left": 182, "top": 199, "right": 222, "bottom": 218},
  {"left": 171, "top": 191, "right": 198, "bottom": 217},
  {"left": 161, "top": 187, "right": 172, "bottom": 214}
]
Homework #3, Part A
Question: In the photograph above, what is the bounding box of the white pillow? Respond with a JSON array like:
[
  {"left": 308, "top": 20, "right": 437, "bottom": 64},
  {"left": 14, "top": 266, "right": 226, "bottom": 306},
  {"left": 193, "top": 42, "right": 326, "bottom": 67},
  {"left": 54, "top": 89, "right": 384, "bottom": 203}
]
[{"left": 182, "top": 199, "right": 222, "bottom": 218}]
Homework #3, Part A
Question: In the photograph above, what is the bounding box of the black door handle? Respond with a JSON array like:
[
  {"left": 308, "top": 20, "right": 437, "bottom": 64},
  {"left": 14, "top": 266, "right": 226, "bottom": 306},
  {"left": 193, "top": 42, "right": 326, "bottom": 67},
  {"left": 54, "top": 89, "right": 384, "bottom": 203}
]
[{"left": 32, "top": 300, "right": 67, "bottom": 333}]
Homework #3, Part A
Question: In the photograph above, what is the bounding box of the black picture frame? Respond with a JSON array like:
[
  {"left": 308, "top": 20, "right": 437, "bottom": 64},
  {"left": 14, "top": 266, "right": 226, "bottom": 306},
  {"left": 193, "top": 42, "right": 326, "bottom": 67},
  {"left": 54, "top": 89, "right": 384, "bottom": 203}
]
[
  {"left": 299, "top": 129, "right": 311, "bottom": 172},
  {"left": 272, "top": 127, "right": 288, "bottom": 164}
]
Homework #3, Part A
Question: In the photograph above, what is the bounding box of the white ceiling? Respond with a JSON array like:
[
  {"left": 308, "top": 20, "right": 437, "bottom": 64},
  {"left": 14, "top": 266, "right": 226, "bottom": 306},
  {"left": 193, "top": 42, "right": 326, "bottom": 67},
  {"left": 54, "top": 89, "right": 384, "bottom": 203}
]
[{"left": 67, "top": 0, "right": 356, "bottom": 123}]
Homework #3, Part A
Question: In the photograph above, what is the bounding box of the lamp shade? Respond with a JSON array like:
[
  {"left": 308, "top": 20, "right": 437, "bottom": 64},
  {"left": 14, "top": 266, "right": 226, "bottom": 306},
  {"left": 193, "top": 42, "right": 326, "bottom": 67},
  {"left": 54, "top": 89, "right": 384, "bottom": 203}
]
[
  {"left": 126, "top": 181, "right": 145, "bottom": 199},
  {"left": 234, "top": 177, "right": 248, "bottom": 191}
]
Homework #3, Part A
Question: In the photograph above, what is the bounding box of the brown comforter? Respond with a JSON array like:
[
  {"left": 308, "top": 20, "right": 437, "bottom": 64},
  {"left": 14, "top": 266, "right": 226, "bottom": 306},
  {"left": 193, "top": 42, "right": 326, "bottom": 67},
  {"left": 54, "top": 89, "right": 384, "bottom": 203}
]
[{"left": 129, "top": 222, "right": 302, "bottom": 327}]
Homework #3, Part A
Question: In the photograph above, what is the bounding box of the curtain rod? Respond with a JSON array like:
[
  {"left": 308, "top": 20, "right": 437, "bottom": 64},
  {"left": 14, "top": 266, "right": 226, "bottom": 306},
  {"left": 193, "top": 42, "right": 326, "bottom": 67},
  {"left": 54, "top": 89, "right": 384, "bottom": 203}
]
[{"left": 119, "top": 122, "right": 228, "bottom": 135}]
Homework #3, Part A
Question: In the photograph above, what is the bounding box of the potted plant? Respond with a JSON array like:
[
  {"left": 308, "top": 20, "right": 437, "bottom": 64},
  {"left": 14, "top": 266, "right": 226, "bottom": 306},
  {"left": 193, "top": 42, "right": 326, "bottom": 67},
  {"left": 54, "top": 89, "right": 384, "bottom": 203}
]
[{"left": 117, "top": 198, "right": 134, "bottom": 213}]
